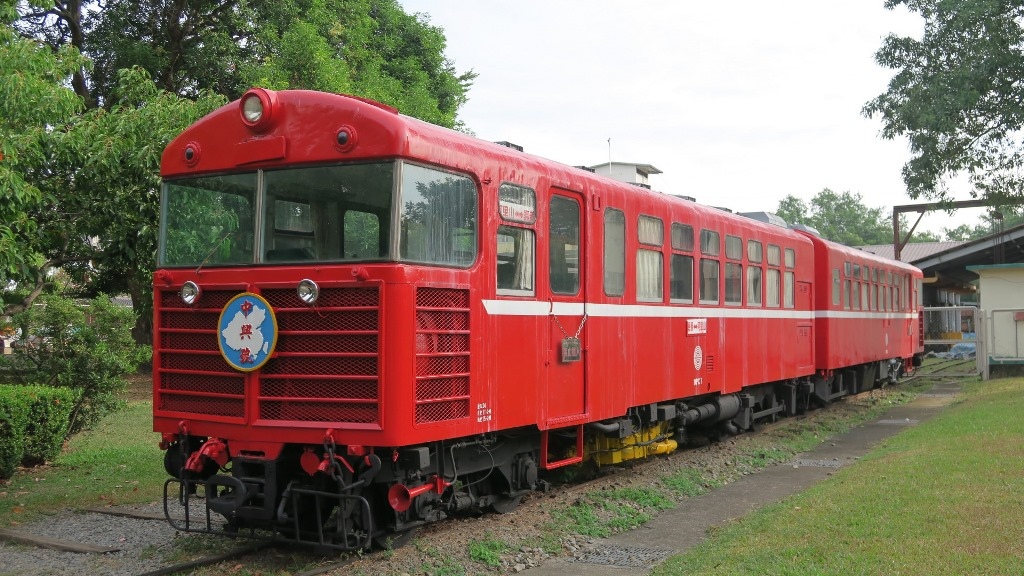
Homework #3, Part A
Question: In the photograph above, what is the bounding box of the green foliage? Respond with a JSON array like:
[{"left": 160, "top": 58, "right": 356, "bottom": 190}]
[
  {"left": 776, "top": 189, "right": 894, "bottom": 245},
  {"left": 415, "top": 544, "right": 468, "bottom": 576},
  {"left": 864, "top": 1, "right": 1024, "bottom": 205},
  {"left": 0, "top": 383, "right": 78, "bottom": 477},
  {"left": 74, "top": 0, "right": 474, "bottom": 128},
  {"left": 0, "top": 292, "right": 150, "bottom": 434},
  {"left": 552, "top": 486, "right": 675, "bottom": 538},
  {"left": 21, "top": 385, "right": 78, "bottom": 465},
  {"left": 0, "top": 15, "right": 86, "bottom": 286},
  {"left": 653, "top": 378, "right": 1024, "bottom": 576},
  {"left": 0, "top": 385, "right": 30, "bottom": 478},
  {"left": 467, "top": 534, "right": 508, "bottom": 567},
  {"left": 0, "top": 403, "right": 166, "bottom": 524},
  {"left": 942, "top": 206, "right": 1024, "bottom": 241},
  {"left": 663, "top": 467, "right": 715, "bottom": 497},
  {"left": 6, "top": 0, "right": 473, "bottom": 338},
  {"left": 775, "top": 188, "right": 940, "bottom": 246}
]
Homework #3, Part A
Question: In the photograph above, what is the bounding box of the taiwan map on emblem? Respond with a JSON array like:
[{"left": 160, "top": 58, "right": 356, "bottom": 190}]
[{"left": 217, "top": 293, "right": 278, "bottom": 372}]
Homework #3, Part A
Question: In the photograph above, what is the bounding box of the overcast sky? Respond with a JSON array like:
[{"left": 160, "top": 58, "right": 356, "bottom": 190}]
[{"left": 397, "top": 1, "right": 988, "bottom": 238}]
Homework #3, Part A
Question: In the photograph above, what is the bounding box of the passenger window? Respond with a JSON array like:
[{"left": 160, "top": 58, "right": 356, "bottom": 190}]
[
  {"left": 700, "top": 259, "right": 720, "bottom": 304},
  {"left": 747, "top": 240, "right": 762, "bottom": 263},
  {"left": 784, "top": 271, "right": 795, "bottom": 308},
  {"left": 725, "top": 262, "right": 742, "bottom": 305},
  {"left": 670, "top": 254, "right": 694, "bottom": 303},
  {"left": 498, "top": 183, "right": 537, "bottom": 224},
  {"left": 604, "top": 209, "right": 626, "bottom": 297},
  {"left": 832, "top": 269, "right": 840, "bottom": 306},
  {"left": 700, "top": 230, "right": 720, "bottom": 256},
  {"left": 672, "top": 223, "right": 694, "bottom": 251},
  {"left": 637, "top": 250, "right": 663, "bottom": 301},
  {"left": 497, "top": 226, "right": 535, "bottom": 295},
  {"left": 637, "top": 215, "right": 664, "bottom": 302},
  {"left": 766, "top": 269, "right": 781, "bottom": 307},
  {"left": 725, "top": 235, "right": 742, "bottom": 260},
  {"left": 747, "top": 266, "right": 763, "bottom": 306}
]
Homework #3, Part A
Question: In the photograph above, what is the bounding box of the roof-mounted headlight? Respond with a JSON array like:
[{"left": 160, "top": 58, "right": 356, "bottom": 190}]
[
  {"left": 297, "top": 279, "right": 319, "bottom": 305},
  {"left": 241, "top": 94, "right": 263, "bottom": 124},
  {"left": 239, "top": 88, "right": 276, "bottom": 131},
  {"left": 180, "top": 281, "right": 201, "bottom": 306}
]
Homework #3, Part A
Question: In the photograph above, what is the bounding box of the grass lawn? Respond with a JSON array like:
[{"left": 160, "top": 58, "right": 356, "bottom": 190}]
[
  {"left": 653, "top": 377, "right": 1024, "bottom": 576},
  {"left": 0, "top": 401, "right": 165, "bottom": 526}
]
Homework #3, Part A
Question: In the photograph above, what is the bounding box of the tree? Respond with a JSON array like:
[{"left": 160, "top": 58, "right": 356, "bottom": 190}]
[
  {"left": 776, "top": 189, "right": 902, "bottom": 246},
  {"left": 7, "top": 1, "right": 475, "bottom": 341},
  {"left": 864, "top": 1, "right": 1024, "bottom": 206},
  {"left": 0, "top": 4, "right": 87, "bottom": 312},
  {"left": 942, "top": 206, "right": 1024, "bottom": 240},
  {"left": 17, "top": 0, "right": 475, "bottom": 128}
]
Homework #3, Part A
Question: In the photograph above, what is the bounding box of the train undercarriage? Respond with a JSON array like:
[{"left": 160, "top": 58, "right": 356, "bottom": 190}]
[{"left": 161, "top": 357, "right": 915, "bottom": 552}]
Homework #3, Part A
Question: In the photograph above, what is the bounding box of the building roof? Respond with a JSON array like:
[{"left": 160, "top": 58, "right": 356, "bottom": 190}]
[
  {"left": 855, "top": 223, "right": 1024, "bottom": 291},
  {"left": 911, "top": 222, "right": 1024, "bottom": 286},
  {"left": 588, "top": 162, "right": 663, "bottom": 176},
  {"left": 857, "top": 241, "right": 966, "bottom": 262}
]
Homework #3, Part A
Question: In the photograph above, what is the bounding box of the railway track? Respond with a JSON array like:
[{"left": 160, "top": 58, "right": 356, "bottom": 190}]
[{"left": 0, "top": 374, "right": 945, "bottom": 576}]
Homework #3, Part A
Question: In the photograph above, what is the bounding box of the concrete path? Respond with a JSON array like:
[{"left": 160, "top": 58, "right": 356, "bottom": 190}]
[{"left": 522, "top": 380, "right": 963, "bottom": 575}]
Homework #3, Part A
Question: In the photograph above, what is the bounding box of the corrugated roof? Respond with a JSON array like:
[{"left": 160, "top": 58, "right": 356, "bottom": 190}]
[{"left": 856, "top": 241, "right": 966, "bottom": 263}]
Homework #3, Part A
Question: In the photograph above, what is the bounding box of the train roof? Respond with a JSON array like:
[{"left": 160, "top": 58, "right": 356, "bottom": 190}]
[{"left": 161, "top": 90, "right": 854, "bottom": 255}]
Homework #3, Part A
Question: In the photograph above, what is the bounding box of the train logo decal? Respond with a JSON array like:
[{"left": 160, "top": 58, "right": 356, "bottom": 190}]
[
  {"left": 217, "top": 292, "right": 278, "bottom": 372},
  {"left": 693, "top": 345, "right": 704, "bottom": 370}
]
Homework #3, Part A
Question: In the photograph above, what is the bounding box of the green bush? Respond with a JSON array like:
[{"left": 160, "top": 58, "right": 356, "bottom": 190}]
[
  {"left": 0, "top": 293, "right": 150, "bottom": 434},
  {"left": 0, "top": 386, "right": 30, "bottom": 479},
  {"left": 21, "top": 386, "right": 78, "bottom": 466}
]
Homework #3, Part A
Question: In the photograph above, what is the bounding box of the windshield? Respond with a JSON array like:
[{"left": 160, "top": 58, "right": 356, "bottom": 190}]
[{"left": 159, "top": 162, "right": 477, "bottom": 268}]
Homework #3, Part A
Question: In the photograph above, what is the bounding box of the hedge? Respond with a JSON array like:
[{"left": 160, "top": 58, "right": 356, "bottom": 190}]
[
  {"left": 0, "top": 384, "right": 78, "bottom": 478},
  {"left": 22, "top": 386, "right": 79, "bottom": 466}
]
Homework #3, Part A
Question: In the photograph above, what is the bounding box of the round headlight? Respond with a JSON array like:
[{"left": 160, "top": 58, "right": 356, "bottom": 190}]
[
  {"left": 297, "top": 279, "right": 319, "bottom": 305},
  {"left": 241, "top": 94, "right": 264, "bottom": 124},
  {"left": 180, "top": 281, "right": 201, "bottom": 306}
]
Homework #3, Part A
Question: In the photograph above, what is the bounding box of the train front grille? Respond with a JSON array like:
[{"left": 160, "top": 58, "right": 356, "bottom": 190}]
[{"left": 155, "top": 286, "right": 381, "bottom": 426}]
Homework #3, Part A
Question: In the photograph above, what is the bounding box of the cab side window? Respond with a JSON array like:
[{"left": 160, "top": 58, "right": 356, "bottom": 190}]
[{"left": 496, "top": 184, "right": 536, "bottom": 295}]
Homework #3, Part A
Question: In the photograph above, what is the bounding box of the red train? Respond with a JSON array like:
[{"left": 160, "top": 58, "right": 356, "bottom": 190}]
[{"left": 154, "top": 88, "right": 924, "bottom": 550}]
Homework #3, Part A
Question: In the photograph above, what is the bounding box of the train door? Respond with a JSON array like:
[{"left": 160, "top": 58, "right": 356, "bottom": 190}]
[
  {"left": 796, "top": 280, "right": 813, "bottom": 370},
  {"left": 545, "top": 190, "right": 587, "bottom": 424}
]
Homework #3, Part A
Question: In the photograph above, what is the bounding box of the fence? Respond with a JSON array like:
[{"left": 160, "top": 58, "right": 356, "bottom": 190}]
[{"left": 921, "top": 306, "right": 983, "bottom": 378}]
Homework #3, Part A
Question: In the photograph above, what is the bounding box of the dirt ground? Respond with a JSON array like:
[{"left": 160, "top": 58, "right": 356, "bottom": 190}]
[{"left": 123, "top": 372, "right": 152, "bottom": 402}]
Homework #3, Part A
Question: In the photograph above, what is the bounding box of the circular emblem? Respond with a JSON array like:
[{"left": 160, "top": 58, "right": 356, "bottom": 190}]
[
  {"left": 217, "top": 292, "right": 278, "bottom": 372},
  {"left": 693, "top": 345, "right": 703, "bottom": 371}
]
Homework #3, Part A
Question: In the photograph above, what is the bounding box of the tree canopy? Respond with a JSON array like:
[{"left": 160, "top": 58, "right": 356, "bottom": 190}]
[
  {"left": 864, "top": 0, "right": 1024, "bottom": 206},
  {"left": 2, "top": 1, "right": 475, "bottom": 342},
  {"left": 775, "top": 188, "right": 940, "bottom": 246}
]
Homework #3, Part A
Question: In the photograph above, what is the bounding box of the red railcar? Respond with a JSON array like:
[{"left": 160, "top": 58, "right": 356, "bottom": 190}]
[
  {"left": 154, "top": 89, "right": 923, "bottom": 549},
  {"left": 802, "top": 233, "right": 925, "bottom": 400}
]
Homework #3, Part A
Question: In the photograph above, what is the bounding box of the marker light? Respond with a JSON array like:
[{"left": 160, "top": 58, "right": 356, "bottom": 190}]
[
  {"left": 180, "top": 281, "right": 201, "bottom": 306},
  {"left": 297, "top": 279, "right": 320, "bottom": 305}
]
